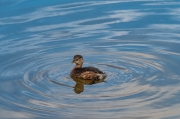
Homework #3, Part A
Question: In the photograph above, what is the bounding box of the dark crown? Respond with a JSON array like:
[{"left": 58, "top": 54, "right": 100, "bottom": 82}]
[{"left": 74, "top": 54, "right": 83, "bottom": 59}]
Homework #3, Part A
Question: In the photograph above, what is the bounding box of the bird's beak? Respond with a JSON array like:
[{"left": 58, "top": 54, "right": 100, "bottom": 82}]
[{"left": 72, "top": 60, "right": 75, "bottom": 64}]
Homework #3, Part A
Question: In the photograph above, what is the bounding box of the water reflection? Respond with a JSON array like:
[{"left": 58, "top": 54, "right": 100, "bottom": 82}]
[
  {"left": 72, "top": 77, "right": 106, "bottom": 94},
  {"left": 49, "top": 77, "right": 106, "bottom": 94},
  {"left": 1, "top": 0, "right": 180, "bottom": 118}
]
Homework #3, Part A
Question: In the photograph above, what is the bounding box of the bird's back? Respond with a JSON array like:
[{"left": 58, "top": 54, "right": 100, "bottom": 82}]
[{"left": 70, "top": 66, "right": 106, "bottom": 80}]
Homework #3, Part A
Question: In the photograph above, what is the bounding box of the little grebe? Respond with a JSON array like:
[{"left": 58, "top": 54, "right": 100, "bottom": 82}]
[{"left": 70, "top": 55, "right": 107, "bottom": 82}]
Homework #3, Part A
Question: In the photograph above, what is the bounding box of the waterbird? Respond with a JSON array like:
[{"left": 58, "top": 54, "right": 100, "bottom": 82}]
[{"left": 70, "top": 54, "right": 107, "bottom": 85}]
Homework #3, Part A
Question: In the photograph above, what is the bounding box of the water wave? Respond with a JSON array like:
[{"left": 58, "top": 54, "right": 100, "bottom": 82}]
[{"left": 0, "top": 0, "right": 180, "bottom": 119}]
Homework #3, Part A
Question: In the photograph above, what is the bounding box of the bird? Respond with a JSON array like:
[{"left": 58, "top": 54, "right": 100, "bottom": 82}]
[{"left": 70, "top": 54, "right": 106, "bottom": 84}]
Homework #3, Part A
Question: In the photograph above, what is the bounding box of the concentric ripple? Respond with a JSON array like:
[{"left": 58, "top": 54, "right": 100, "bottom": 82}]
[{"left": 1, "top": 0, "right": 180, "bottom": 119}]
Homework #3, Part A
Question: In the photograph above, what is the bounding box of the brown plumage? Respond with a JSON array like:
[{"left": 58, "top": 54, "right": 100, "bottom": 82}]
[{"left": 70, "top": 55, "right": 106, "bottom": 82}]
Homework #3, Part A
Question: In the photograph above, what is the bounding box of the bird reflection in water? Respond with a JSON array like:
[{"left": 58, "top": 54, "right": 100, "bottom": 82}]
[
  {"left": 72, "top": 77, "right": 106, "bottom": 94},
  {"left": 48, "top": 77, "right": 106, "bottom": 94}
]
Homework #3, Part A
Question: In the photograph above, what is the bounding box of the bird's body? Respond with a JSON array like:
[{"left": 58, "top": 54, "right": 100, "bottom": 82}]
[
  {"left": 71, "top": 66, "right": 106, "bottom": 80},
  {"left": 70, "top": 55, "right": 106, "bottom": 82}
]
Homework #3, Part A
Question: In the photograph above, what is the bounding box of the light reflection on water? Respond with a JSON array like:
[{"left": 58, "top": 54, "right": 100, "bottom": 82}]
[{"left": 0, "top": 0, "right": 180, "bottom": 119}]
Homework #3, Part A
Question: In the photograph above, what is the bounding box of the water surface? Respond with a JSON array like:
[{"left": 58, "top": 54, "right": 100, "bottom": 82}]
[{"left": 0, "top": 0, "right": 180, "bottom": 119}]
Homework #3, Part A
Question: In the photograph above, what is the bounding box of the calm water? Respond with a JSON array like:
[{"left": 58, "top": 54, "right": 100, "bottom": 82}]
[{"left": 0, "top": 0, "right": 180, "bottom": 119}]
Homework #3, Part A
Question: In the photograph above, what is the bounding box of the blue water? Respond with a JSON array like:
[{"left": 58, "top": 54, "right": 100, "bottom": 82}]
[{"left": 1, "top": 0, "right": 180, "bottom": 119}]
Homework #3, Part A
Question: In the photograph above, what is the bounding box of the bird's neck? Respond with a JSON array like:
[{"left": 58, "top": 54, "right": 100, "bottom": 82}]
[{"left": 74, "top": 63, "right": 83, "bottom": 69}]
